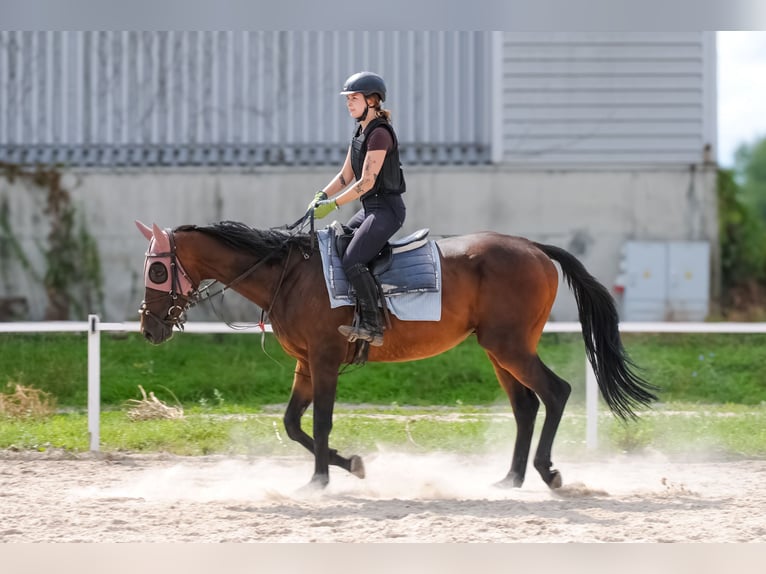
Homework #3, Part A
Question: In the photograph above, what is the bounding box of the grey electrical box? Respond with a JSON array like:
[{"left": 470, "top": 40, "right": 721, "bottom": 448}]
[{"left": 615, "top": 241, "right": 710, "bottom": 321}]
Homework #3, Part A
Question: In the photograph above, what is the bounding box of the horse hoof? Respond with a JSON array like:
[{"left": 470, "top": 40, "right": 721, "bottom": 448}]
[
  {"left": 493, "top": 474, "right": 523, "bottom": 489},
  {"left": 547, "top": 470, "right": 563, "bottom": 489},
  {"left": 493, "top": 471, "right": 524, "bottom": 488},
  {"left": 300, "top": 474, "right": 329, "bottom": 491},
  {"left": 350, "top": 455, "right": 366, "bottom": 479}
]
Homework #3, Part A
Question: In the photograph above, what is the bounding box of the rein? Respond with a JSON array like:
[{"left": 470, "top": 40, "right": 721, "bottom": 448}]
[{"left": 196, "top": 209, "right": 315, "bottom": 305}]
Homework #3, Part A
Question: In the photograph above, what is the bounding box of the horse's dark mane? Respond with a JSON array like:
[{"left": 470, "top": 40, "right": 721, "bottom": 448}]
[{"left": 175, "top": 221, "right": 313, "bottom": 259}]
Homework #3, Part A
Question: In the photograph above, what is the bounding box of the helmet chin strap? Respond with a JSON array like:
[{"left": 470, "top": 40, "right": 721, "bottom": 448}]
[{"left": 355, "top": 104, "right": 370, "bottom": 123}]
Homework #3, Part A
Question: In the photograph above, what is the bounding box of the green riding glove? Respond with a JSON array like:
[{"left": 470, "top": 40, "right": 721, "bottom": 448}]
[
  {"left": 313, "top": 199, "right": 338, "bottom": 219},
  {"left": 307, "top": 191, "right": 327, "bottom": 212}
]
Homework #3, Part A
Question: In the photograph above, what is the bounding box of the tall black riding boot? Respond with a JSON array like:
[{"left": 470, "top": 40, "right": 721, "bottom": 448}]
[{"left": 338, "top": 263, "right": 384, "bottom": 346}]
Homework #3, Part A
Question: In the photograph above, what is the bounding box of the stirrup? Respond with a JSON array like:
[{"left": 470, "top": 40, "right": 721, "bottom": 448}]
[{"left": 338, "top": 324, "right": 384, "bottom": 347}]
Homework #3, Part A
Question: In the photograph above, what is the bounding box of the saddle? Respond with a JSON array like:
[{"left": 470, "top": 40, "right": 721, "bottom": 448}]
[
  {"left": 331, "top": 221, "right": 430, "bottom": 277},
  {"left": 318, "top": 225, "right": 441, "bottom": 304}
]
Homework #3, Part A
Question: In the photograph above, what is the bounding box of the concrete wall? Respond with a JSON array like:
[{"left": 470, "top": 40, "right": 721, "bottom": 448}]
[{"left": 0, "top": 166, "right": 718, "bottom": 322}]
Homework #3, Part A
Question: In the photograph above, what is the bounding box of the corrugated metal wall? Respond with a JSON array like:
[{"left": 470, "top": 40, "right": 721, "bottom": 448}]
[
  {"left": 0, "top": 31, "right": 492, "bottom": 167},
  {"left": 0, "top": 32, "right": 716, "bottom": 168},
  {"left": 502, "top": 33, "right": 716, "bottom": 165},
  {"left": 501, "top": 32, "right": 715, "bottom": 165}
]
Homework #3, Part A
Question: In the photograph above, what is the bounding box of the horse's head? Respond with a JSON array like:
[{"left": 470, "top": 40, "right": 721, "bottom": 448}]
[{"left": 135, "top": 221, "right": 196, "bottom": 344}]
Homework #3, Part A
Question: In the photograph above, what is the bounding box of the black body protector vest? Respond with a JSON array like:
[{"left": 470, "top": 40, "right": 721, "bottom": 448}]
[{"left": 350, "top": 118, "right": 406, "bottom": 199}]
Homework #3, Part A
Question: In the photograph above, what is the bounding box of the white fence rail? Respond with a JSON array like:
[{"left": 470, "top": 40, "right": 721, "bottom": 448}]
[{"left": 2, "top": 316, "right": 765, "bottom": 452}]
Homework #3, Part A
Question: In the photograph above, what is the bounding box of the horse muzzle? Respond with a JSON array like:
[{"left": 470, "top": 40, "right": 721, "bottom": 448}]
[{"left": 139, "top": 306, "right": 176, "bottom": 345}]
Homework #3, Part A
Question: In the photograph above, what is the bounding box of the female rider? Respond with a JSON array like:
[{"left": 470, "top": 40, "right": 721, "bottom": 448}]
[{"left": 310, "top": 71, "right": 407, "bottom": 347}]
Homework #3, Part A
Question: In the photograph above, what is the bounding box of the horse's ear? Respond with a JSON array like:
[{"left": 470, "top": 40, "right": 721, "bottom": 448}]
[
  {"left": 135, "top": 220, "right": 153, "bottom": 241},
  {"left": 152, "top": 223, "right": 163, "bottom": 241}
]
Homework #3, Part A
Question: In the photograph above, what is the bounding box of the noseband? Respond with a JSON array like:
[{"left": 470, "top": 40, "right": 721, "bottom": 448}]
[{"left": 139, "top": 230, "right": 197, "bottom": 331}]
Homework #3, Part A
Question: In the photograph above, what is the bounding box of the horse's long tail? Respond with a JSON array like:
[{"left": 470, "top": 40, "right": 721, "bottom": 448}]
[{"left": 534, "top": 242, "right": 659, "bottom": 420}]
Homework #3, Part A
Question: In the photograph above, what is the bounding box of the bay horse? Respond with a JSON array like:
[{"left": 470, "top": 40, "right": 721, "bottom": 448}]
[{"left": 136, "top": 220, "right": 657, "bottom": 490}]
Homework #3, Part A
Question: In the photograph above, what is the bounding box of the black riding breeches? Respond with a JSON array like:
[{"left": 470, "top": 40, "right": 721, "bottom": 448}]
[{"left": 342, "top": 193, "right": 406, "bottom": 273}]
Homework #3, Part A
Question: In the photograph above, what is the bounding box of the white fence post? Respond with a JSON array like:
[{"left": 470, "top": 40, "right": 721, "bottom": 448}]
[
  {"left": 87, "top": 314, "right": 100, "bottom": 452},
  {"left": 585, "top": 358, "right": 598, "bottom": 450}
]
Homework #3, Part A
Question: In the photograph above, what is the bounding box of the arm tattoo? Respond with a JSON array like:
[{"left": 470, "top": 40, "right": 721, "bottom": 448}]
[
  {"left": 339, "top": 173, "right": 347, "bottom": 186},
  {"left": 355, "top": 158, "right": 379, "bottom": 195}
]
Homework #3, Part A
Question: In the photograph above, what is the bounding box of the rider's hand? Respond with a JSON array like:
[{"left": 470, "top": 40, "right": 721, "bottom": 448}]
[
  {"left": 313, "top": 199, "right": 338, "bottom": 219},
  {"left": 307, "top": 191, "right": 327, "bottom": 212}
]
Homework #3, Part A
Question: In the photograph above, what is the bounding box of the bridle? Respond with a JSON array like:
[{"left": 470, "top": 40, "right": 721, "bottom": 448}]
[
  {"left": 139, "top": 214, "right": 316, "bottom": 333},
  {"left": 139, "top": 229, "right": 198, "bottom": 331}
]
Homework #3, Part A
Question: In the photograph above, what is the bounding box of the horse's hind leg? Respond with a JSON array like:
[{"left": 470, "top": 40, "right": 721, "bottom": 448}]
[
  {"left": 486, "top": 348, "right": 571, "bottom": 489},
  {"left": 488, "top": 356, "right": 540, "bottom": 488},
  {"left": 518, "top": 358, "right": 571, "bottom": 488},
  {"left": 282, "top": 361, "right": 365, "bottom": 479}
]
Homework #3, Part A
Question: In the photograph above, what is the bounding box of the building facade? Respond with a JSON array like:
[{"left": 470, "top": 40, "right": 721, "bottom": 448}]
[{"left": 0, "top": 32, "right": 718, "bottom": 321}]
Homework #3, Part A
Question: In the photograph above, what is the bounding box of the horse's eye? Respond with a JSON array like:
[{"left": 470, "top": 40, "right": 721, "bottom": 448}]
[{"left": 148, "top": 262, "right": 168, "bottom": 284}]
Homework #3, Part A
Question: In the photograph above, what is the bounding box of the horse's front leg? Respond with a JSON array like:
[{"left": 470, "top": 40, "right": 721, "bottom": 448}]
[
  {"left": 308, "top": 358, "right": 343, "bottom": 488},
  {"left": 283, "top": 360, "right": 365, "bottom": 486}
]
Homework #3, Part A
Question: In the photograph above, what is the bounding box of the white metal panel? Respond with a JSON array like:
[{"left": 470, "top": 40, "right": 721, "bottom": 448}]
[
  {"left": 701, "top": 32, "right": 718, "bottom": 162},
  {"left": 491, "top": 31, "right": 504, "bottom": 164},
  {"left": 620, "top": 241, "right": 710, "bottom": 321},
  {"left": 667, "top": 242, "right": 710, "bottom": 320},
  {"left": 502, "top": 32, "right": 715, "bottom": 166},
  {"left": 506, "top": 61, "right": 705, "bottom": 76},
  {"left": 504, "top": 121, "right": 702, "bottom": 137},
  {"left": 621, "top": 242, "right": 667, "bottom": 322},
  {"left": 506, "top": 91, "right": 701, "bottom": 105},
  {"left": 506, "top": 136, "right": 701, "bottom": 152},
  {"left": 506, "top": 106, "right": 705, "bottom": 121},
  {"left": 511, "top": 75, "right": 706, "bottom": 90}
]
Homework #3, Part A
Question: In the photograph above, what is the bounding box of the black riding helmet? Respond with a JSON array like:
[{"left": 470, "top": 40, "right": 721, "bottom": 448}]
[{"left": 340, "top": 71, "right": 386, "bottom": 102}]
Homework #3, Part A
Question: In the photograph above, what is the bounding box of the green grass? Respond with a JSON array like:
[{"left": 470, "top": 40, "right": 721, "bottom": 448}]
[
  {"left": 624, "top": 333, "right": 766, "bottom": 404},
  {"left": 2, "top": 403, "right": 766, "bottom": 459},
  {"left": 1, "top": 331, "right": 765, "bottom": 409},
  {"left": 3, "top": 330, "right": 764, "bottom": 459},
  {"left": 600, "top": 403, "right": 766, "bottom": 458}
]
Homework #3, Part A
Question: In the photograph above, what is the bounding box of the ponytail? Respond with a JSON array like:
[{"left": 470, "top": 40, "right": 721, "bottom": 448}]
[
  {"left": 366, "top": 94, "right": 392, "bottom": 123},
  {"left": 376, "top": 108, "right": 392, "bottom": 122}
]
